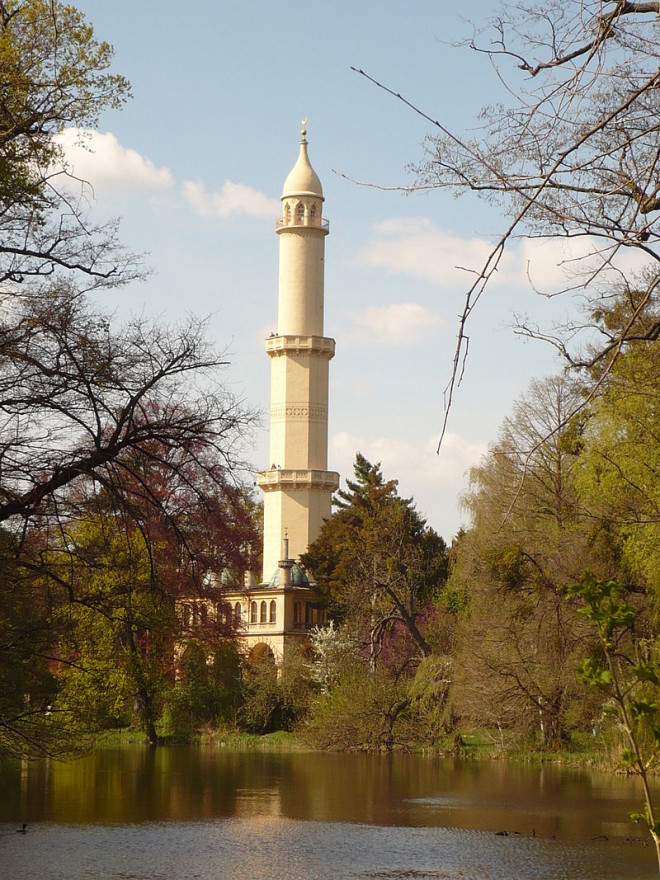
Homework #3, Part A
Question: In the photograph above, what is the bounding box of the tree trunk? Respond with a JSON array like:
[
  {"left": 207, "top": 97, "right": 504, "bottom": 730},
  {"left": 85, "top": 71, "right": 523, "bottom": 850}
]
[{"left": 125, "top": 623, "right": 159, "bottom": 745}]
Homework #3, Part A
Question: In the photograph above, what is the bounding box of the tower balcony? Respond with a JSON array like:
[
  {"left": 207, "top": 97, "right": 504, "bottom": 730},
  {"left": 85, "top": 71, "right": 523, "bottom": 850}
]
[
  {"left": 276, "top": 217, "right": 329, "bottom": 233},
  {"left": 256, "top": 468, "right": 339, "bottom": 493},
  {"left": 265, "top": 335, "right": 335, "bottom": 358}
]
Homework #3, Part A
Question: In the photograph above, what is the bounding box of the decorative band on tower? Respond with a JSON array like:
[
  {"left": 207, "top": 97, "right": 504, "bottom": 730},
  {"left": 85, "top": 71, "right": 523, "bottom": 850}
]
[{"left": 258, "top": 125, "right": 339, "bottom": 582}]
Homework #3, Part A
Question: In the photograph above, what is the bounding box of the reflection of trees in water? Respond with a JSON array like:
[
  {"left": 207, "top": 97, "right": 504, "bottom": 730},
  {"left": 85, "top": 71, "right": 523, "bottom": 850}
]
[{"left": 1, "top": 748, "right": 653, "bottom": 841}]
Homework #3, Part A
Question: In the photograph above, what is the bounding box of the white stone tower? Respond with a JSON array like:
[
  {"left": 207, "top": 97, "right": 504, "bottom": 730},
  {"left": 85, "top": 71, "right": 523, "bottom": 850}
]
[{"left": 256, "top": 125, "right": 339, "bottom": 581}]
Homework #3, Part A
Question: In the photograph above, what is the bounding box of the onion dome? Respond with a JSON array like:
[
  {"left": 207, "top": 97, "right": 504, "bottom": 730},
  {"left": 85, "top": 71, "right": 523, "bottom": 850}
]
[{"left": 281, "top": 122, "right": 323, "bottom": 200}]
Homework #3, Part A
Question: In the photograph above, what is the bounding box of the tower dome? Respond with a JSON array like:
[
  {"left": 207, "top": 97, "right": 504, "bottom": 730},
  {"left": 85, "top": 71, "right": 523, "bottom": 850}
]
[
  {"left": 281, "top": 124, "right": 323, "bottom": 200},
  {"left": 257, "top": 124, "right": 338, "bottom": 583}
]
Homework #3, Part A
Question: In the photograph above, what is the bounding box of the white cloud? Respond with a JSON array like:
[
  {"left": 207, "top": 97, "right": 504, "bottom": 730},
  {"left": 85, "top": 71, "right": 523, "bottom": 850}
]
[
  {"left": 56, "top": 127, "right": 278, "bottom": 222},
  {"left": 330, "top": 431, "right": 488, "bottom": 537},
  {"left": 183, "top": 178, "right": 279, "bottom": 220},
  {"left": 357, "top": 217, "right": 652, "bottom": 292},
  {"left": 357, "top": 218, "right": 497, "bottom": 287},
  {"left": 55, "top": 128, "right": 174, "bottom": 194},
  {"left": 344, "top": 302, "right": 443, "bottom": 346}
]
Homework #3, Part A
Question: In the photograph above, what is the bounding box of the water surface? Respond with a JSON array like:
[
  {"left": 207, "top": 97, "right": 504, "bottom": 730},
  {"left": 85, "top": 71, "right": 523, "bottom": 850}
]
[{"left": 0, "top": 746, "right": 656, "bottom": 879}]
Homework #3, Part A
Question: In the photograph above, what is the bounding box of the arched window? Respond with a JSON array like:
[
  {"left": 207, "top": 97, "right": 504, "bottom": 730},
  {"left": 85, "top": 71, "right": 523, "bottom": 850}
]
[
  {"left": 250, "top": 601, "right": 258, "bottom": 624},
  {"left": 200, "top": 604, "right": 208, "bottom": 624},
  {"left": 234, "top": 602, "right": 242, "bottom": 622},
  {"left": 182, "top": 605, "right": 191, "bottom": 628},
  {"left": 293, "top": 601, "right": 301, "bottom": 626},
  {"left": 260, "top": 600, "right": 267, "bottom": 623},
  {"left": 295, "top": 201, "right": 304, "bottom": 224},
  {"left": 269, "top": 600, "right": 277, "bottom": 623},
  {"left": 309, "top": 204, "right": 316, "bottom": 223},
  {"left": 284, "top": 203, "right": 291, "bottom": 225},
  {"left": 192, "top": 604, "right": 199, "bottom": 626}
]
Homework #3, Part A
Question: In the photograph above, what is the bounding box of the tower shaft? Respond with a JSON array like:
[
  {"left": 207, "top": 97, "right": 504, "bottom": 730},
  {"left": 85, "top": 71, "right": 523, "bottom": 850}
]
[{"left": 257, "top": 130, "right": 338, "bottom": 581}]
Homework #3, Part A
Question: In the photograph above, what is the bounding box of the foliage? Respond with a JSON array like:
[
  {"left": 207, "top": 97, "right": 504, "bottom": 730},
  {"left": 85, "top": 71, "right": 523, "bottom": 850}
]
[
  {"left": 308, "top": 621, "right": 357, "bottom": 692},
  {"left": 238, "top": 646, "right": 315, "bottom": 735},
  {"left": 407, "top": 654, "right": 453, "bottom": 745},
  {"left": 302, "top": 454, "right": 448, "bottom": 669},
  {"left": 49, "top": 513, "right": 176, "bottom": 743},
  {"left": 0, "top": 529, "right": 76, "bottom": 758},
  {"left": 0, "top": 1, "right": 258, "bottom": 758},
  {"left": 576, "top": 338, "right": 660, "bottom": 604},
  {"left": 450, "top": 375, "right": 608, "bottom": 747},
  {"left": 304, "top": 665, "right": 412, "bottom": 751},
  {"left": 162, "top": 641, "right": 241, "bottom": 740},
  {"left": 567, "top": 573, "right": 660, "bottom": 871},
  {"left": 0, "top": 0, "right": 134, "bottom": 284}
]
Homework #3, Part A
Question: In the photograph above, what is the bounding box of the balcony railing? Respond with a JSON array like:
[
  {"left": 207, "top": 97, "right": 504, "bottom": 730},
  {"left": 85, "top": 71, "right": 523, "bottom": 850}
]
[{"left": 276, "top": 218, "right": 329, "bottom": 232}]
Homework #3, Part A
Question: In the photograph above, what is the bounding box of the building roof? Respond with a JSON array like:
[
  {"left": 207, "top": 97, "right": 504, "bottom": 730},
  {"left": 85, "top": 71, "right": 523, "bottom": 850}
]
[
  {"left": 281, "top": 127, "right": 323, "bottom": 200},
  {"left": 269, "top": 562, "right": 310, "bottom": 587}
]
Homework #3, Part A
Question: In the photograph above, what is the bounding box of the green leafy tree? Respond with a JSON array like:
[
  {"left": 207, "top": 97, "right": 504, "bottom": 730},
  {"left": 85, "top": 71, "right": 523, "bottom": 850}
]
[
  {"left": 452, "top": 375, "right": 608, "bottom": 747},
  {"left": 0, "top": 2, "right": 258, "bottom": 757},
  {"left": 238, "top": 645, "right": 314, "bottom": 735},
  {"left": 0, "top": 0, "right": 133, "bottom": 283},
  {"left": 50, "top": 514, "right": 175, "bottom": 744},
  {"left": 42, "top": 444, "right": 257, "bottom": 745},
  {"left": 576, "top": 337, "right": 660, "bottom": 601},
  {"left": 567, "top": 574, "right": 660, "bottom": 873},
  {"left": 163, "top": 641, "right": 241, "bottom": 740},
  {"left": 305, "top": 664, "right": 412, "bottom": 751},
  {"left": 302, "top": 454, "right": 448, "bottom": 670},
  {"left": 0, "top": 529, "right": 71, "bottom": 758}
]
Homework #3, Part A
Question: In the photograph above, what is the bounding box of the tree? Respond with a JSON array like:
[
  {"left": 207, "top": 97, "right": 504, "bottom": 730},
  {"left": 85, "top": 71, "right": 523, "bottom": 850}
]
[
  {"left": 567, "top": 574, "right": 660, "bottom": 874},
  {"left": 305, "top": 664, "right": 413, "bottom": 751},
  {"left": 576, "top": 336, "right": 660, "bottom": 602},
  {"left": 1, "top": 291, "right": 253, "bottom": 527},
  {"left": 162, "top": 640, "right": 242, "bottom": 740},
  {"left": 0, "top": 0, "right": 135, "bottom": 285},
  {"left": 359, "top": 2, "right": 660, "bottom": 439},
  {"left": 0, "top": 1, "right": 258, "bottom": 755},
  {"left": 50, "top": 513, "right": 174, "bottom": 743},
  {"left": 238, "top": 644, "right": 314, "bottom": 735},
  {"left": 302, "top": 454, "right": 448, "bottom": 671},
  {"left": 28, "top": 441, "right": 258, "bottom": 746},
  {"left": 0, "top": 528, "right": 70, "bottom": 758},
  {"left": 451, "top": 374, "right": 609, "bottom": 746}
]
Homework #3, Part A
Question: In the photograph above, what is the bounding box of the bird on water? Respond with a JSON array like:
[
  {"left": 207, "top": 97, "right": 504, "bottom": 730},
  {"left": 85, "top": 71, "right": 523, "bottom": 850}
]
[{"left": 16, "top": 823, "right": 27, "bottom": 833}]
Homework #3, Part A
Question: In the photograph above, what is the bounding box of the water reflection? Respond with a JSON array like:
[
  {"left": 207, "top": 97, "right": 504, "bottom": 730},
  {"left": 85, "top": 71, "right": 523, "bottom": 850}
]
[
  {"left": 0, "top": 747, "right": 652, "bottom": 838},
  {"left": 0, "top": 747, "right": 657, "bottom": 879}
]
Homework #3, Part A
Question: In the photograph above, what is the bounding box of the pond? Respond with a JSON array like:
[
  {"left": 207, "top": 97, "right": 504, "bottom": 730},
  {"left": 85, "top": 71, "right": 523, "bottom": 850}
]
[{"left": 0, "top": 746, "right": 657, "bottom": 879}]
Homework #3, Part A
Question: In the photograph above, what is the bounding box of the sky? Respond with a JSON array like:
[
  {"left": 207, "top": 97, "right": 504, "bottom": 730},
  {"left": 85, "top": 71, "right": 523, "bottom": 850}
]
[{"left": 64, "top": 0, "right": 576, "bottom": 542}]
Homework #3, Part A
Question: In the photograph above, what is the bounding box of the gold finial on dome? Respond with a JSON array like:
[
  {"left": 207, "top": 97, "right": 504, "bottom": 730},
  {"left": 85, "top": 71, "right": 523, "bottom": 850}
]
[{"left": 301, "top": 117, "right": 308, "bottom": 142}]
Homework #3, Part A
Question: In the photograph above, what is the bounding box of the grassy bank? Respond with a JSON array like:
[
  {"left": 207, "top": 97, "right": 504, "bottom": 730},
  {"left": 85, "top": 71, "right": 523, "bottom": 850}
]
[
  {"left": 93, "top": 727, "right": 311, "bottom": 751},
  {"left": 92, "top": 726, "right": 630, "bottom": 771}
]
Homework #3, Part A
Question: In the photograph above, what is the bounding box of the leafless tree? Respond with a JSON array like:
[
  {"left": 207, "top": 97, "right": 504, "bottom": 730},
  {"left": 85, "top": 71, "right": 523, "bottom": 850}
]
[
  {"left": 356, "top": 1, "right": 660, "bottom": 443},
  {"left": 0, "top": 287, "right": 254, "bottom": 530}
]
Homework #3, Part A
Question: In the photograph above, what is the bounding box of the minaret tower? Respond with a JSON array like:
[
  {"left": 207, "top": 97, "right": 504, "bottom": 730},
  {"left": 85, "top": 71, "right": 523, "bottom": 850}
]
[{"left": 257, "top": 125, "right": 339, "bottom": 581}]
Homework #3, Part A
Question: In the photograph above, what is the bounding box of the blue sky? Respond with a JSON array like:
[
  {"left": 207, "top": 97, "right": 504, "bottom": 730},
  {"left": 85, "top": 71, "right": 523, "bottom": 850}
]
[{"left": 65, "top": 1, "right": 574, "bottom": 541}]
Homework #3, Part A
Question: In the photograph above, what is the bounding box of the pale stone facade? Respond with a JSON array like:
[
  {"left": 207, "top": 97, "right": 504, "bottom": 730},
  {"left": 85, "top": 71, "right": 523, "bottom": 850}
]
[{"left": 220, "top": 127, "right": 338, "bottom": 663}]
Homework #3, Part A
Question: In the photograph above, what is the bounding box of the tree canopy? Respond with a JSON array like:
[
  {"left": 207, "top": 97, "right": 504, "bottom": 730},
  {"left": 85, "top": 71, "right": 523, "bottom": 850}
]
[
  {"left": 302, "top": 454, "right": 448, "bottom": 669},
  {"left": 0, "top": 1, "right": 258, "bottom": 757},
  {"left": 0, "top": 0, "right": 134, "bottom": 284}
]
